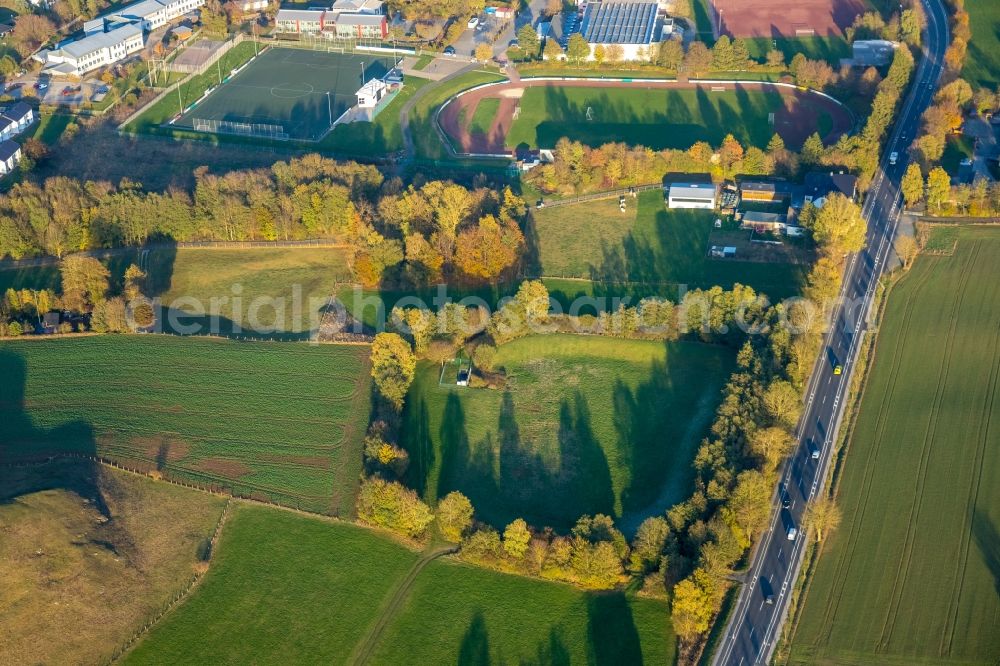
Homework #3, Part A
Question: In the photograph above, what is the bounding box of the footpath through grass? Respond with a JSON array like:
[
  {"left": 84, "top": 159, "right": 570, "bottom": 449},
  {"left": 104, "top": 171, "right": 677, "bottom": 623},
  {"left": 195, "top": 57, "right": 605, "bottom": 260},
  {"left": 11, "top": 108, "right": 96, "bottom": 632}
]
[
  {"left": 126, "top": 504, "right": 674, "bottom": 664},
  {"left": 409, "top": 68, "right": 506, "bottom": 159},
  {"left": 788, "top": 226, "right": 1000, "bottom": 665},
  {"left": 403, "top": 333, "right": 733, "bottom": 530},
  {"left": 0, "top": 336, "right": 371, "bottom": 515},
  {"left": 506, "top": 85, "right": 784, "bottom": 150},
  {"left": 124, "top": 505, "right": 420, "bottom": 664},
  {"left": 531, "top": 190, "right": 808, "bottom": 301}
]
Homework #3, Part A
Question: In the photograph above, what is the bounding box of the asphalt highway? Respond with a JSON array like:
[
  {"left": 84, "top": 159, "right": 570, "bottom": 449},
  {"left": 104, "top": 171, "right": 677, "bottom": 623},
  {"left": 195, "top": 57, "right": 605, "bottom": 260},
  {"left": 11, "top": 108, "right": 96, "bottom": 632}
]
[{"left": 712, "top": 0, "right": 951, "bottom": 663}]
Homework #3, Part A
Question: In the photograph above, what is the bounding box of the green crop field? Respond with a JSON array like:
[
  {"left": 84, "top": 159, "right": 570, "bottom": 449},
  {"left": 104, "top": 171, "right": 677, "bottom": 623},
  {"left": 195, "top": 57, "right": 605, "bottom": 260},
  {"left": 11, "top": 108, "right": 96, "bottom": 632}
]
[
  {"left": 506, "top": 85, "right": 788, "bottom": 150},
  {"left": 126, "top": 504, "right": 673, "bottom": 664},
  {"left": 403, "top": 334, "right": 733, "bottom": 530},
  {"left": 124, "top": 505, "right": 420, "bottom": 664},
  {"left": 370, "top": 558, "right": 674, "bottom": 664},
  {"left": 0, "top": 336, "right": 371, "bottom": 515},
  {"left": 963, "top": 0, "right": 1000, "bottom": 88},
  {"left": 788, "top": 226, "right": 1000, "bottom": 665},
  {"left": 531, "top": 190, "right": 808, "bottom": 301}
]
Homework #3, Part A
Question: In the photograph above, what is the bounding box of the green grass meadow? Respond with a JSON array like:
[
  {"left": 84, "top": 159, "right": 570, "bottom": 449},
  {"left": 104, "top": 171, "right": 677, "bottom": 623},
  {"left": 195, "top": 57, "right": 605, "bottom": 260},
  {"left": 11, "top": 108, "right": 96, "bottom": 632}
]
[
  {"left": 403, "top": 334, "right": 733, "bottom": 530},
  {"left": 744, "top": 36, "right": 851, "bottom": 64},
  {"left": 469, "top": 97, "right": 500, "bottom": 134},
  {"left": 371, "top": 558, "right": 675, "bottom": 665},
  {"left": 124, "top": 505, "right": 420, "bottom": 664},
  {"left": 963, "top": 0, "right": 1000, "bottom": 88},
  {"left": 1, "top": 246, "right": 351, "bottom": 338},
  {"left": 146, "top": 246, "right": 353, "bottom": 337},
  {"left": 531, "top": 190, "right": 808, "bottom": 301},
  {"left": 940, "top": 134, "right": 975, "bottom": 176},
  {"left": 788, "top": 226, "right": 1000, "bottom": 665},
  {"left": 506, "top": 85, "right": 784, "bottom": 150},
  {"left": 126, "top": 504, "right": 674, "bottom": 664},
  {"left": 317, "top": 74, "right": 432, "bottom": 155},
  {"left": 0, "top": 336, "right": 371, "bottom": 515}
]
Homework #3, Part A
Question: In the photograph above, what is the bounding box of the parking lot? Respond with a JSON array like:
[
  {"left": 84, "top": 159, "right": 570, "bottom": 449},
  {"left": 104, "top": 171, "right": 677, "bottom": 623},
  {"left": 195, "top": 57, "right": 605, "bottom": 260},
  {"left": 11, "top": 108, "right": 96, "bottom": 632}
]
[{"left": 3, "top": 77, "right": 109, "bottom": 107}]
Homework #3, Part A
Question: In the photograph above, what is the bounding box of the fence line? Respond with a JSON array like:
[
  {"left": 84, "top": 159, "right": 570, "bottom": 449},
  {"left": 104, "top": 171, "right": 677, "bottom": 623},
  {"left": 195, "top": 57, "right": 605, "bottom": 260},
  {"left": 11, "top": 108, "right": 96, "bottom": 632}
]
[
  {"left": 536, "top": 183, "right": 662, "bottom": 208},
  {"left": 117, "top": 33, "right": 254, "bottom": 130},
  {"left": 105, "top": 498, "right": 233, "bottom": 663}
]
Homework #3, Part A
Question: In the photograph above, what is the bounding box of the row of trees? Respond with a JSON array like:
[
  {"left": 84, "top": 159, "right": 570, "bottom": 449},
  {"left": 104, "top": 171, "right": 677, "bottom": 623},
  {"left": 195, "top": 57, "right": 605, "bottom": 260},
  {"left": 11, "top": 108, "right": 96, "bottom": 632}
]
[
  {"left": 902, "top": 163, "right": 1000, "bottom": 215},
  {"left": 660, "top": 195, "right": 862, "bottom": 656},
  {"left": 845, "top": 6, "right": 925, "bottom": 47},
  {"left": 0, "top": 155, "right": 528, "bottom": 288},
  {"left": 0, "top": 254, "right": 154, "bottom": 337},
  {"left": 525, "top": 133, "right": 800, "bottom": 195}
]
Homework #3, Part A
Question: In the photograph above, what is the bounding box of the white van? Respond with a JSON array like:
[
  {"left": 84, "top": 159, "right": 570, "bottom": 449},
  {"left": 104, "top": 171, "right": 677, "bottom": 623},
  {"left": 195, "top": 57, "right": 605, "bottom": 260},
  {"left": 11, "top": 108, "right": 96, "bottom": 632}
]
[
  {"left": 787, "top": 526, "right": 798, "bottom": 541},
  {"left": 467, "top": 16, "right": 479, "bottom": 28}
]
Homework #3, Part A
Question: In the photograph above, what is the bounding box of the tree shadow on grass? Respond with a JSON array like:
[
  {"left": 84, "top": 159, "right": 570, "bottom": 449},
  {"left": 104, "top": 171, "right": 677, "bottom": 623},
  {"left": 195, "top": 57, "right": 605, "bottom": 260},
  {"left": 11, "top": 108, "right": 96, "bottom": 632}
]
[
  {"left": 459, "top": 611, "right": 491, "bottom": 666},
  {"left": 432, "top": 389, "right": 615, "bottom": 531},
  {"left": 586, "top": 593, "right": 643, "bottom": 665},
  {"left": 972, "top": 510, "right": 1000, "bottom": 597},
  {"left": 0, "top": 349, "right": 105, "bottom": 514}
]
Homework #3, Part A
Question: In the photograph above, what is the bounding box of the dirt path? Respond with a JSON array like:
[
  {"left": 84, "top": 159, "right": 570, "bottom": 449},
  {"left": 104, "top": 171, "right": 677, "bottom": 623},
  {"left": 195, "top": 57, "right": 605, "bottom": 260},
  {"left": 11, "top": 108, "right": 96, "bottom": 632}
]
[
  {"left": 398, "top": 62, "right": 479, "bottom": 161},
  {"left": 439, "top": 78, "right": 854, "bottom": 156},
  {"left": 348, "top": 544, "right": 458, "bottom": 665}
]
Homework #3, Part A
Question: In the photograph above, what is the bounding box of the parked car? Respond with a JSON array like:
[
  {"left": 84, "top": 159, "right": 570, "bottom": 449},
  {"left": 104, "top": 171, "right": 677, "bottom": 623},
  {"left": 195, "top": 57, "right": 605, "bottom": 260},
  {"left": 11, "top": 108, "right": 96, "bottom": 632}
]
[
  {"left": 34, "top": 81, "right": 48, "bottom": 91},
  {"left": 443, "top": 45, "right": 456, "bottom": 56},
  {"left": 508, "top": 39, "right": 519, "bottom": 48},
  {"left": 467, "top": 16, "right": 479, "bottom": 28}
]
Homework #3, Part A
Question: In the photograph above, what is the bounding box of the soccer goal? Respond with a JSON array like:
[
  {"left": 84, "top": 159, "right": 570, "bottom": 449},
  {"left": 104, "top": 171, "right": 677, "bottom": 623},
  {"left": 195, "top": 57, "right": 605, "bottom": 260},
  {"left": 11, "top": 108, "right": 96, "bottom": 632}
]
[{"left": 192, "top": 118, "right": 290, "bottom": 140}]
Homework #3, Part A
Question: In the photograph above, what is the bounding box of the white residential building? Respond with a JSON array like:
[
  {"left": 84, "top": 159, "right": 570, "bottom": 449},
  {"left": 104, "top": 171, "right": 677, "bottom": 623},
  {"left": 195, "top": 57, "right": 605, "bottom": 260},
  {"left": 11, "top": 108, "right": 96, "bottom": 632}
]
[
  {"left": 0, "top": 103, "right": 35, "bottom": 141},
  {"left": 0, "top": 139, "right": 22, "bottom": 176}
]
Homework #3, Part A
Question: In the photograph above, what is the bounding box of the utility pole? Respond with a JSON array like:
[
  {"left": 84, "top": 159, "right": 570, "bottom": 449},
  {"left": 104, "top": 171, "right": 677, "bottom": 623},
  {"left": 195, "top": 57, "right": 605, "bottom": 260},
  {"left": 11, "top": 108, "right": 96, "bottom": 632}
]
[{"left": 326, "top": 90, "right": 332, "bottom": 126}]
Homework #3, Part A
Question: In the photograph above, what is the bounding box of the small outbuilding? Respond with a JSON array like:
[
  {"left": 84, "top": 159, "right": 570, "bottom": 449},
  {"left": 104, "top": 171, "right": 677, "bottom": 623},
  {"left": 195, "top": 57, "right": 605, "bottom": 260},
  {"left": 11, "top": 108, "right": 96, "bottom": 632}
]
[{"left": 667, "top": 182, "right": 717, "bottom": 209}]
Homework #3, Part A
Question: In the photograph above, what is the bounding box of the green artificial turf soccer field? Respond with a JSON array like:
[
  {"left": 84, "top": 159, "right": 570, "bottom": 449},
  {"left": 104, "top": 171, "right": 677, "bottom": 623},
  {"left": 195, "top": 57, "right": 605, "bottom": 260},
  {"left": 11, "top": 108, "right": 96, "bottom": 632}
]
[{"left": 173, "top": 47, "right": 394, "bottom": 141}]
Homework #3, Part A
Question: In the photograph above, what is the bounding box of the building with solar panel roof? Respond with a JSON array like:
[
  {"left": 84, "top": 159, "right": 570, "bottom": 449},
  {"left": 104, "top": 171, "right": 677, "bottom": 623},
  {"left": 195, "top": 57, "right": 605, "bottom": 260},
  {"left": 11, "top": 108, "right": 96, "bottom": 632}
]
[{"left": 579, "top": 0, "right": 661, "bottom": 60}]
